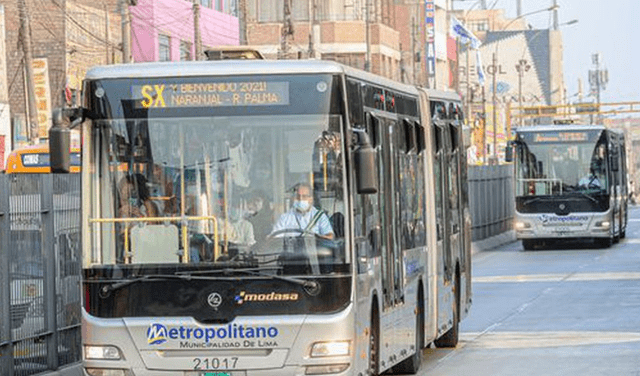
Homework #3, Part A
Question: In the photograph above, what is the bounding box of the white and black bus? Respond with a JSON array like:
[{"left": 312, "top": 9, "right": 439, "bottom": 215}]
[
  {"left": 507, "top": 124, "right": 628, "bottom": 249},
  {"left": 50, "top": 59, "right": 471, "bottom": 376}
]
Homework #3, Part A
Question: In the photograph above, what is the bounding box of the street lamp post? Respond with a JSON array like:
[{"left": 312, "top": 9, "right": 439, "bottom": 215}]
[{"left": 515, "top": 59, "right": 530, "bottom": 127}]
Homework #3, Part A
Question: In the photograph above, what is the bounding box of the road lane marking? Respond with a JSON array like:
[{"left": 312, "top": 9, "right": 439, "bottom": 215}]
[
  {"left": 460, "top": 331, "right": 640, "bottom": 349},
  {"left": 474, "top": 272, "right": 640, "bottom": 283}
]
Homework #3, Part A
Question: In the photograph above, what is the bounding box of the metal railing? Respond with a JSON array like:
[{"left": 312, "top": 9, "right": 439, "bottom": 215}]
[
  {"left": 0, "top": 174, "right": 82, "bottom": 376},
  {"left": 468, "top": 165, "right": 515, "bottom": 241}
]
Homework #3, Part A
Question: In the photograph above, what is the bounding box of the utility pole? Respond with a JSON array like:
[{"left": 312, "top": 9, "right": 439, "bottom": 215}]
[
  {"left": 239, "top": 0, "right": 247, "bottom": 45},
  {"left": 120, "top": 0, "right": 132, "bottom": 63},
  {"left": 516, "top": 59, "right": 530, "bottom": 127},
  {"left": 193, "top": 0, "right": 202, "bottom": 60},
  {"left": 411, "top": 16, "right": 416, "bottom": 83},
  {"left": 279, "top": 0, "right": 293, "bottom": 59},
  {"left": 18, "top": 0, "right": 38, "bottom": 143},
  {"left": 491, "top": 52, "right": 497, "bottom": 164},
  {"left": 308, "top": 0, "right": 318, "bottom": 58},
  {"left": 482, "top": 85, "right": 487, "bottom": 164},
  {"left": 552, "top": 0, "right": 559, "bottom": 30},
  {"left": 517, "top": 0, "right": 522, "bottom": 17},
  {"left": 589, "top": 53, "right": 608, "bottom": 124},
  {"left": 465, "top": 43, "right": 470, "bottom": 122},
  {"left": 364, "top": 0, "right": 371, "bottom": 71},
  {"left": 104, "top": 5, "right": 111, "bottom": 64}
]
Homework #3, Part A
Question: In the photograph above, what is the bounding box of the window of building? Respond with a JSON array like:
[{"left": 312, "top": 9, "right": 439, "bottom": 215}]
[
  {"left": 470, "top": 19, "right": 489, "bottom": 32},
  {"left": 257, "top": 0, "right": 282, "bottom": 22},
  {"left": 200, "top": 0, "right": 212, "bottom": 8},
  {"left": 159, "top": 34, "right": 171, "bottom": 62},
  {"left": 180, "top": 40, "right": 192, "bottom": 61}
]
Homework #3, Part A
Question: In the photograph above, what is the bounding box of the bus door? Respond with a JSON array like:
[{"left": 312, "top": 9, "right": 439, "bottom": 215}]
[
  {"left": 432, "top": 117, "right": 454, "bottom": 283},
  {"left": 445, "top": 120, "right": 462, "bottom": 283},
  {"left": 373, "top": 114, "right": 403, "bottom": 308}
]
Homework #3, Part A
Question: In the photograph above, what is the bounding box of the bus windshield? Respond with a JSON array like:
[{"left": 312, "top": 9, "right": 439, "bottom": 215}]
[
  {"left": 515, "top": 129, "right": 608, "bottom": 196},
  {"left": 90, "top": 113, "right": 348, "bottom": 276}
]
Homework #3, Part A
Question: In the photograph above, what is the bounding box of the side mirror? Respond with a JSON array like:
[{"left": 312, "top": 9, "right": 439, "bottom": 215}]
[
  {"left": 49, "top": 108, "right": 71, "bottom": 173},
  {"left": 352, "top": 129, "right": 377, "bottom": 194}
]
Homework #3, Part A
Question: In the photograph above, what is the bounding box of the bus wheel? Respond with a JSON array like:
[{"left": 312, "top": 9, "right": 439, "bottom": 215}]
[
  {"left": 434, "top": 276, "right": 459, "bottom": 348},
  {"left": 522, "top": 239, "right": 536, "bottom": 251},
  {"left": 393, "top": 293, "right": 423, "bottom": 374},
  {"left": 598, "top": 237, "right": 613, "bottom": 248},
  {"left": 367, "top": 305, "right": 380, "bottom": 376}
]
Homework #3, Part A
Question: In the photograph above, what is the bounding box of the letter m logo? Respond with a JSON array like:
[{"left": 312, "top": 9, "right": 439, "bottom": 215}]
[{"left": 147, "top": 323, "right": 168, "bottom": 345}]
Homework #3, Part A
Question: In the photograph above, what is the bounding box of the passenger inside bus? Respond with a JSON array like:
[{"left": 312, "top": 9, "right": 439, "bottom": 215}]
[
  {"left": 245, "top": 192, "right": 275, "bottom": 242},
  {"left": 117, "top": 174, "right": 159, "bottom": 219},
  {"left": 271, "top": 182, "right": 334, "bottom": 239},
  {"left": 228, "top": 201, "right": 256, "bottom": 247}
]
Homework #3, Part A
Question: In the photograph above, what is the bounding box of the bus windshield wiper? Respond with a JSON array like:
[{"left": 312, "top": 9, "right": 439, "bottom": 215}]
[
  {"left": 522, "top": 197, "right": 543, "bottom": 206},
  {"left": 574, "top": 191, "right": 598, "bottom": 203},
  {"left": 175, "top": 268, "right": 321, "bottom": 296},
  {"left": 99, "top": 274, "right": 195, "bottom": 297}
]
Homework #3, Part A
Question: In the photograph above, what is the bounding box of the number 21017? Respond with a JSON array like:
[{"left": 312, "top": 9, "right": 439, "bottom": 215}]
[{"left": 193, "top": 357, "right": 238, "bottom": 370}]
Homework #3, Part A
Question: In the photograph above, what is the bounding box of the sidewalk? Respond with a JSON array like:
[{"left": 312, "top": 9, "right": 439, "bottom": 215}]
[{"left": 471, "top": 230, "right": 517, "bottom": 255}]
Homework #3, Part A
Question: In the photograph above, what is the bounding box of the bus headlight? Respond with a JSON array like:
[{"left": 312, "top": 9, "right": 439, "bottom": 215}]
[
  {"left": 84, "top": 345, "right": 123, "bottom": 360},
  {"left": 310, "top": 341, "right": 350, "bottom": 357},
  {"left": 515, "top": 221, "right": 532, "bottom": 230},
  {"left": 595, "top": 221, "right": 610, "bottom": 229}
]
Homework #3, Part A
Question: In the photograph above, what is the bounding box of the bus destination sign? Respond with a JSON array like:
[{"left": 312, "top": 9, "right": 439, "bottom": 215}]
[
  {"left": 527, "top": 130, "right": 600, "bottom": 144},
  {"left": 132, "top": 81, "right": 290, "bottom": 108}
]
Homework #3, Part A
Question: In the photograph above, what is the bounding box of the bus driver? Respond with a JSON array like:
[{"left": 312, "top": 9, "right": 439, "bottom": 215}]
[{"left": 272, "top": 183, "right": 334, "bottom": 239}]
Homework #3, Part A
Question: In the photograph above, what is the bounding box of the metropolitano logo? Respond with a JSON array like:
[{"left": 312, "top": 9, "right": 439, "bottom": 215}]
[{"left": 147, "top": 323, "right": 169, "bottom": 345}]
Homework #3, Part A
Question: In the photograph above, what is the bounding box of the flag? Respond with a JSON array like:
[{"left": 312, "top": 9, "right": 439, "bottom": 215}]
[
  {"left": 450, "top": 16, "right": 485, "bottom": 85},
  {"left": 450, "top": 16, "right": 481, "bottom": 50}
]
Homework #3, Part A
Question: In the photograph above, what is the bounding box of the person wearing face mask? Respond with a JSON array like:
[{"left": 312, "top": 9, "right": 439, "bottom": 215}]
[
  {"left": 228, "top": 204, "right": 256, "bottom": 246},
  {"left": 271, "top": 183, "right": 334, "bottom": 239}
]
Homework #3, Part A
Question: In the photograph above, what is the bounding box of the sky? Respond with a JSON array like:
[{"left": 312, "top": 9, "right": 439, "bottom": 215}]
[{"left": 453, "top": 0, "right": 640, "bottom": 105}]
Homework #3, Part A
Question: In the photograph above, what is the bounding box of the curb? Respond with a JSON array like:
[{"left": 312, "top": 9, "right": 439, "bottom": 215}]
[{"left": 471, "top": 230, "right": 517, "bottom": 255}]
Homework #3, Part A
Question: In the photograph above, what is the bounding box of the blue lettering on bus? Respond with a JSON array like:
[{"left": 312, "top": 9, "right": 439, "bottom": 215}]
[{"left": 147, "top": 323, "right": 279, "bottom": 345}]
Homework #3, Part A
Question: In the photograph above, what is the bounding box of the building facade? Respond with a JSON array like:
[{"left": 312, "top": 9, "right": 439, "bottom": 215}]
[
  {"left": 130, "top": 0, "right": 239, "bottom": 63},
  {"left": 243, "top": 0, "right": 456, "bottom": 91},
  {"left": 2, "top": 0, "right": 239, "bottom": 165},
  {"left": 453, "top": 8, "right": 567, "bottom": 164}
]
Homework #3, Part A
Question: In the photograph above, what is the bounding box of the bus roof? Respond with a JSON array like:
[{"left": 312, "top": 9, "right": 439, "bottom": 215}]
[{"left": 84, "top": 59, "right": 460, "bottom": 101}]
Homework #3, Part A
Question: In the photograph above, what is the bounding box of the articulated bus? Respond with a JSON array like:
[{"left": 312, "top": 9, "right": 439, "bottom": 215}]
[
  {"left": 50, "top": 59, "right": 471, "bottom": 375},
  {"left": 507, "top": 124, "right": 628, "bottom": 249},
  {"left": 5, "top": 144, "right": 81, "bottom": 173}
]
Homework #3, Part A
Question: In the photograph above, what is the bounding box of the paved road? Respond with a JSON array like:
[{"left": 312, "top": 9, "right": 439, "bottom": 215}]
[{"left": 412, "top": 206, "right": 640, "bottom": 376}]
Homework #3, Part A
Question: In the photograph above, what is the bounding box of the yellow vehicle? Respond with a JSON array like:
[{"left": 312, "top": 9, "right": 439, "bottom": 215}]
[{"left": 5, "top": 144, "right": 81, "bottom": 173}]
